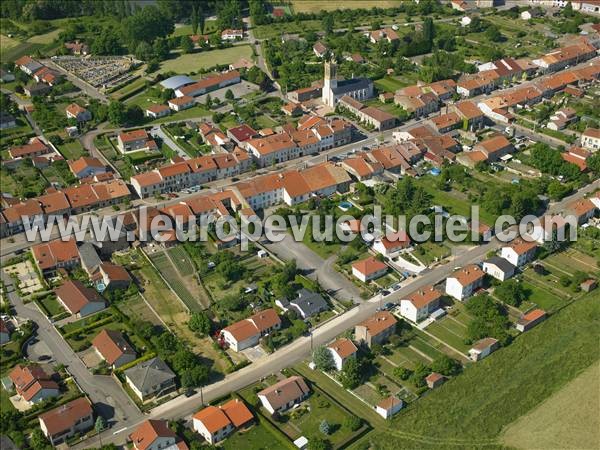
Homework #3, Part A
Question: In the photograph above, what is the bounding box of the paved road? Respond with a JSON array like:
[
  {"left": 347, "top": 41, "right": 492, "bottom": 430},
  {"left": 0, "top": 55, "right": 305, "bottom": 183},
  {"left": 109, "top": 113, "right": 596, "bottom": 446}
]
[
  {"left": 262, "top": 230, "right": 362, "bottom": 302},
  {"left": 74, "top": 177, "right": 600, "bottom": 449},
  {"left": 0, "top": 272, "right": 142, "bottom": 427}
]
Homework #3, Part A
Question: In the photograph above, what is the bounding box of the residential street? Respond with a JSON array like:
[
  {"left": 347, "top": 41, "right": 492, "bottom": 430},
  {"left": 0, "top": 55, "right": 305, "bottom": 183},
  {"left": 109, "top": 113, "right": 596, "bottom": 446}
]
[
  {"left": 262, "top": 231, "right": 362, "bottom": 302},
  {"left": 1, "top": 272, "right": 142, "bottom": 428},
  {"left": 72, "top": 177, "right": 600, "bottom": 449}
]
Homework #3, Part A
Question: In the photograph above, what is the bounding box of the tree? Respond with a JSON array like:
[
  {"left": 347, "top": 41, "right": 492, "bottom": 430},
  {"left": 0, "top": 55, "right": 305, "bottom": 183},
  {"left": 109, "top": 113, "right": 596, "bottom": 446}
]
[
  {"left": 339, "top": 356, "right": 362, "bottom": 389},
  {"left": 431, "top": 355, "right": 461, "bottom": 376},
  {"left": 107, "top": 101, "right": 126, "bottom": 126},
  {"left": 393, "top": 366, "right": 412, "bottom": 380},
  {"left": 495, "top": 280, "right": 528, "bottom": 307},
  {"left": 181, "top": 364, "right": 209, "bottom": 388},
  {"left": 95, "top": 416, "right": 107, "bottom": 447},
  {"left": 30, "top": 428, "right": 51, "bottom": 450},
  {"left": 308, "top": 437, "right": 331, "bottom": 450},
  {"left": 188, "top": 311, "right": 211, "bottom": 336},
  {"left": 322, "top": 14, "right": 334, "bottom": 35},
  {"left": 344, "top": 415, "right": 362, "bottom": 431},
  {"left": 422, "top": 17, "right": 435, "bottom": 44},
  {"left": 180, "top": 35, "right": 194, "bottom": 54},
  {"left": 312, "top": 345, "right": 335, "bottom": 372},
  {"left": 121, "top": 5, "right": 174, "bottom": 51},
  {"left": 319, "top": 419, "right": 330, "bottom": 435},
  {"left": 410, "top": 362, "right": 430, "bottom": 387},
  {"left": 225, "top": 89, "right": 234, "bottom": 100}
]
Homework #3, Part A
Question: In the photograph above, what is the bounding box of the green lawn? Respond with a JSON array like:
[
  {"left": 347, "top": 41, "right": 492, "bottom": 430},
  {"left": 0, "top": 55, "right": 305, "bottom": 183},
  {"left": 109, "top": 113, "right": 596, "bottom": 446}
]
[
  {"left": 154, "top": 46, "right": 254, "bottom": 74},
  {"left": 222, "top": 419, "right": 289, "bottom": 450},
  {"left": 374, "top": 76, "right": 410, "bottom": 93},
  {"left": 425, "top": 319, "right": 470, "bottom": 353},
  {"left": 56, "top": 139, "right": 87, "bottom": 159},
  {"left": 38, "top": 295, "right": 66, "bottom": 318},
  {"left": 520, "top": 280, "right": 565, "bottom": 313},
  {"left": 414, "top": 242, "right": 451, "bottom": 265},
  {"left": 363, "top": 290, "right": 600, "bottom": 449}
]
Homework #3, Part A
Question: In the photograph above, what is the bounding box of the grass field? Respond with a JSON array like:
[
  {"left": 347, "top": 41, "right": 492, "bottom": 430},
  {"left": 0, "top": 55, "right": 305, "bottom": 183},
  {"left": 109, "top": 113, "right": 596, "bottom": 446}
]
[
  {"left": 27, "top": 28, "right": 62, "bottom": 44},
  {"left": 1, "top": 34, "right": 20, "bottom": 50},
  {"left": 361, "top": 290, "right": 600, "bottom": 449},
  {"left": 155, "top": 46, "right": 253, "bottom": 74},
  {"left": 222, "top": 418, "right": 289, "bottom": 450},
  {"left": 501, "top": 360, "right": 600, "bottom": 450},
  {"left": 374, "top": 76, "right": 410, "bottom": 93},
  {"left": 291, "top": 0, "right": 402, "bottom": 13}
]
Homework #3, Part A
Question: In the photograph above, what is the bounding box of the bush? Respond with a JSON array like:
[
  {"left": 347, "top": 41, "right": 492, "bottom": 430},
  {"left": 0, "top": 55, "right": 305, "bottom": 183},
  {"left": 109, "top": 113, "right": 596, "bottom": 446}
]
[{"left": 344, "top": 415, "right": 362, "bottom": 431}]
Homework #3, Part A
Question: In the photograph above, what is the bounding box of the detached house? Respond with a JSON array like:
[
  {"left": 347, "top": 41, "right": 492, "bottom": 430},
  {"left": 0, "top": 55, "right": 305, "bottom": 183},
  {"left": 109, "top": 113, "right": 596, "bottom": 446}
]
[
  {"left": 8, "top": 364, "right": 59, "bottom": 405},
  {"left": 581, "top": 128, "right": 600, "bottom": 151},
  {"left": 118, "top": 129, "right": 157, "bottom": 153},
  {"left": 445, "top": 264, "right": 485, "bottom": 301},
  {"left": 257, "top": 376, "right": 310, "bottom": 415},
  {"left": 399, "top": 286, "right": 442, "bottom": 323},
  {"left": 193, "top": 399, "right": 253, "bottom": 444},
  {"left": 39, "top": 397, "right": 94, "bottom": 446},
  {"left": 221, "top": 308, "right": 281, "bottom": 352},
  {"left": 351, "top": 256, "right": 388, "bottom": 282},
  {"left": 372, "top": 230, "right": 411, "bottom": 257},
  {"left": 54, "top": 280, "right": 106, "bottom": 318},
  {"left": 124, "top": 357, "right": 176, "bottom": 401},
  {"left": 129, "top": 419, "right": 189, "bottom": 450},
  {"left": 327, "top": 338, "right": 358, "bottom": 371},
  {"left": 482, "top": 256, "right": 515, "bottom": 281},
  {"left": 92, "top": 329, "right": 137, "bottom": 369},
  {"left": 145, "top": 104, "right": 171, "bottom": 119},
  {"left": 68, "top": 156, "right": 106, "bottom": 179},
  {"left": 355, "top": 311, "right": 397, "bottom": 347},
  {"left": 501, "top": 239, "right": 537, "bottom": 267},
  {"left": 66, "top": 103, "right": 92, "bottom": 122}
]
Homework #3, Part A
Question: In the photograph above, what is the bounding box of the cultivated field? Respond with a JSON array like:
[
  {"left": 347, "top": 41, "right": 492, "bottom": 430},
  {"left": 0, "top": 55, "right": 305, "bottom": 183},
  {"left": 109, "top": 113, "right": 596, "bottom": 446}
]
[
  {"left": 291, "top": 1, "right": 403, "bottom": 13},
  {"left": 155, "top": 46, "right": 253, "bottom": 74},
  {"left": 501, "top": 360, "right": 600, "bottom": 449},
  {"left": 1, "top": 34, "right": 20, "bottom": 50}
]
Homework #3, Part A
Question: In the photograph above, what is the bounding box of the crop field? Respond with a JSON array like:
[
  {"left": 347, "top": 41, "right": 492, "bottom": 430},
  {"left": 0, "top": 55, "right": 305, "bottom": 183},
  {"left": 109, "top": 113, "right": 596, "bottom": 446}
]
[
  {"left": 501, "top": 360, "right": 600, "bottom": 450},
  {"left": 149, "top": 250, "right": 204, "bottom": 311},
  {"left": 167, "top": 245, "right": 196, "bottom": 274},
  {"left": 155, "top": 46, "right": 253, "bottom": 74},
  {"left": 119, "top": 294, "right": 163, "bottom": 326}
]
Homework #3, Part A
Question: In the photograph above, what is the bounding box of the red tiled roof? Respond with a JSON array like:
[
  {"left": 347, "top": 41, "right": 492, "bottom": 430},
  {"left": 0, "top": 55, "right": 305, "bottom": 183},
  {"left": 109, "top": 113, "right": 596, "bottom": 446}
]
[
  {"left": 39, "top": 397, "right": 93, "bottom": 436},
  {"left": 352, "top": 256, "right": 387, "bottom": 276},
  {"left": 54, "top": 280, "right": 104, "bottom": 314}
]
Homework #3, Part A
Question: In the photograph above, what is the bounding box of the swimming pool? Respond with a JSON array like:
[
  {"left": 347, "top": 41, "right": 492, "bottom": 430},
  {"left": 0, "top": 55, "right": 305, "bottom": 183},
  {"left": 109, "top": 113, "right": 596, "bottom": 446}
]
[{"left": 339, "top": 201, "right": 353, "bottom": 211}]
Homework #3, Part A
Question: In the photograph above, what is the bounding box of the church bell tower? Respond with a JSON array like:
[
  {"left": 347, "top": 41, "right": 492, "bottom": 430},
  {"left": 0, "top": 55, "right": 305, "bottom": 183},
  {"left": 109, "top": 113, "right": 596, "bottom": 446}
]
[{"left": 322, "top": 58, "right": 338, "bottom": 107}]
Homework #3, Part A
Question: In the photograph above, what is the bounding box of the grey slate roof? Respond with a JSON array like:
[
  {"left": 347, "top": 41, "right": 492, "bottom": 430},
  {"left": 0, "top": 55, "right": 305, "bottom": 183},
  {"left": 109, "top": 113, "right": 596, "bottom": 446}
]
[
  {"left": 484, "top": 256, "right": 516, "bottom": 274},
  {"left": 331, "top": 77, "right": 372, "bottom": 95},
  {"left": 160, "top": 75, "right": 194, "bottom": 90},
  {"left": 290, "top": 288, "right": 329, "bottom": 318},
  {"left": 124, "top": 357, "right": 175, "bottom": 392},
  {"left": 78, "top": 242, "right": 101, "bottom": 272}
]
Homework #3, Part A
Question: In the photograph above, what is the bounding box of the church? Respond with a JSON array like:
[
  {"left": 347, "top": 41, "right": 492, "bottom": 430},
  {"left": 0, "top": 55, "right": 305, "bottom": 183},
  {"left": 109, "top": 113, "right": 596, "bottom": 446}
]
[{"left": 321, "top": 60, "right": 373, "bottom": 107}]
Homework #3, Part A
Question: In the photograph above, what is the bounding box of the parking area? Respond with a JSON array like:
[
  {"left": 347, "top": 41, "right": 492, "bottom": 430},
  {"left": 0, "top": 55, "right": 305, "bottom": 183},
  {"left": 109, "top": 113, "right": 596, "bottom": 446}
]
[
  {"left": 25, "top": 337, "right": 55, "bottom": 364},
  {"left": 192, "top": 80, "right": 261, "bottom": 104},
  {"left": 80, "top": 347, "right": 103, "bottom": 369},
  {"left": 240, "top": 345, "right": 267, "bottom": 362}
]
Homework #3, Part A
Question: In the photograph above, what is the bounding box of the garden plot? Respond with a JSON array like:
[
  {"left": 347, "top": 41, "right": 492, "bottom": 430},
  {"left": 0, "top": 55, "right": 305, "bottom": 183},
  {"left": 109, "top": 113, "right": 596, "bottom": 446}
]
[{"left": 149, "top": 249, "right": 205, "bottom": 311}]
